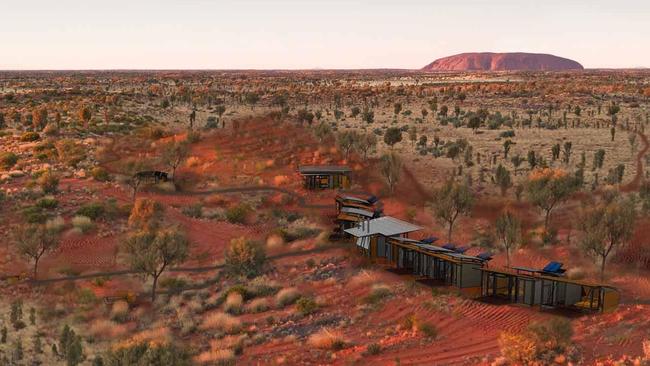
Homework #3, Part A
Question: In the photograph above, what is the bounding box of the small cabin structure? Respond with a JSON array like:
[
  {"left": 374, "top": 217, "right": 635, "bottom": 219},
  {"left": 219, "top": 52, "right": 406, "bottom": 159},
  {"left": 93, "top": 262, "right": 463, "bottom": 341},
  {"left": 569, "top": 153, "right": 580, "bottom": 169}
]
[
  {"left": 344, "top": 216, "right": 421, "bottom": 258},
  {"left": 298, "top": 165, "right": 351, "bottom": 190},
  {"left": 335, "top": 194, "right": 378, "bottom": 213},
  {"left": 480, "top": 265, "right": 619, "bottom": 313},
  {"left": 134, "top": 171, "right": 169, "bottom": 184}
]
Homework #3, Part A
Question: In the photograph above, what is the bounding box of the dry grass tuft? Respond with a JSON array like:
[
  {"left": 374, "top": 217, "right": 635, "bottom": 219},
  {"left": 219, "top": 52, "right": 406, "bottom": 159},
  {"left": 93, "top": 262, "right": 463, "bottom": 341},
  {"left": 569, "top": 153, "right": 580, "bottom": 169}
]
[
  {"left": 224, "top": 292, "right": 243, "bottom": 314},
  {"left": 200, "top": 312, "right": 242, "bottom": 334},
  {"left": 196, "top": 348, "right": 235, "bottom": 365},
  {"left": 348, "top": 270, "right": 379, "bottom": 289},
  {"left": 275, "top": 287, "right": 300, "bottom": 308},
  {"left": 111, "top": 300, "right": 129, "bottom": 321},
  {"left": 88, "top": 319, "right": 129, "bottom": 339},
  {"left": 307, "top": 328, "right": 347, "bottom": 350},
  {"left": 246, "top": 298, "right": 270, "bottom": 313},
  {"left": 113, "top": 327, "right": 171, "bottom": 350}
]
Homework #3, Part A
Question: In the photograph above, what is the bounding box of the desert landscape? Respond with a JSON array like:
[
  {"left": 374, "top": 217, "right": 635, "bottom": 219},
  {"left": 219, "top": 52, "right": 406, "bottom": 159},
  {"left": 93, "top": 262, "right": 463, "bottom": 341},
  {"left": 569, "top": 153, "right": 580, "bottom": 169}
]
[
  {"left": 2, "top": 0, "right": 650, "bottom": 364},
  {"left": 0, "top": 66, "right": 649, "bottom": 366}
]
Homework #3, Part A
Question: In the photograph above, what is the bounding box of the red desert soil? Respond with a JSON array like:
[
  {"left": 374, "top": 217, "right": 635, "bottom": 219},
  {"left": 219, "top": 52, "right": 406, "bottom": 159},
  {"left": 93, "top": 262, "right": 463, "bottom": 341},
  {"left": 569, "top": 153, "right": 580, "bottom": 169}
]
[{"left": 422, "top": 52, "right": 584, "bottom": 71}]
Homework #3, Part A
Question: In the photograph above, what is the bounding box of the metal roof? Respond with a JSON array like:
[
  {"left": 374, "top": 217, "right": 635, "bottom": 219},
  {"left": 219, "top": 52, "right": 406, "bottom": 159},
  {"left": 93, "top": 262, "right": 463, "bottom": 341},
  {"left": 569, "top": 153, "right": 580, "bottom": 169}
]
[
  {"left": 298, "top": 165, "right": 351, "bottom": 174},
  {"left": 337, "top": 195, "right": 371, "bottom": 204},
  {"left": 344, "top": 216, "right": 422, "bottom": 237},
  {"left": 340, "top": 206, "right": 374, "bottom": 218}
]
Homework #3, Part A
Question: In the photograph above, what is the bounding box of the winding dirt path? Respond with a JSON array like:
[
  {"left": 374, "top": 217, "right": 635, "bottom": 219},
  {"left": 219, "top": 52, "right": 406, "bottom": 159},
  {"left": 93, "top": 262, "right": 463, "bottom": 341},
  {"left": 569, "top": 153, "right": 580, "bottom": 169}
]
[{"left": 622, "top": 131, "right": 649, "bottom": 191}]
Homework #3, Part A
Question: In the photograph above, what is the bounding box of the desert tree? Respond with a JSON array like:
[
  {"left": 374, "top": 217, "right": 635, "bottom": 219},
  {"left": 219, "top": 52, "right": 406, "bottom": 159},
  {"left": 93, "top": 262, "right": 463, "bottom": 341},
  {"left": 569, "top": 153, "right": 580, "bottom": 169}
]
[
  {"left": 494, "top": 164, "right": 513, "bottom": 196},
  {"left": 13, "top": 224, "right": 60, "bottom": 279},
  {"left": 78, "top": 105, "right": 92, "bottom": 128},
  {"left": 526, "top": 168, "right": 580, "bottom": 231},
  {"left": 383, "top": 127, "right": 403, "bottom": 149},
  {"left": 214, "top": 105, "right": 226, "bottom": 123},
  {"left": 408, "top": 126, "right": 417, "bottom": 146},
  {"left": 468, "top": 116, "right": 481, "bottom": 132},
  {"left": 189, "top": 109, "right": 197, "bottom": 130},
  {"left": 592, "top": 149, "right": 606, "bottom": 170},
  {"left": 431, "top": 179, "right": 475, "bottom": 241},
  {"left": 161, "top": 140, "right": 190, "bottom": 180},
  {"left": 313, "top": 121, "right": 333, "bottom": 143},
  {"left": 123, "top": 228, "right": 189, "bottom": 302},
  {"left": 562, "top": 142, "right": 572, "bottom": 164},
  {"left": 495, "top": 209, "right": 522, "bottom": 268},
  {"left": 337, "top": 130, "right": 359, "bottom": 160},
  {"left": 551, "top": 144, "right": 561, "bottom": 161},
  {"left": 503, "top": 140, "right": 513, "bottom": 159},
  {"left": 361, "top": 108, "right": 374, "bottom": 124},
  {"left": 355, "top": 133, "right": 377, "bottom": 160},
  {"left": 32, "top": 107, "right": 48, "bottom": 131},
  {"left": 393, "top": 102, "right": 402, "bottom": 117},
  {"left": 578, "top": 196, "right": 636, "bottom": 281},
  {"left": 244, "top": 92, "right": 260, "bottom": 110},
  {"left": 511, "top": 154, "right": 523, "bottom": 175},
  {"left": 379, "top": 152, "right": 402, "bottom": 194}
]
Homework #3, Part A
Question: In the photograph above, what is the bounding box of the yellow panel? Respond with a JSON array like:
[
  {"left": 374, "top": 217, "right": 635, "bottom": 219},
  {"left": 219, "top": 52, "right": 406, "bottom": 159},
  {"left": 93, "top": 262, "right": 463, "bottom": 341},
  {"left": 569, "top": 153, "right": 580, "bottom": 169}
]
[{"left": 602, "top": 290, "right": 620, "bottom": 313}]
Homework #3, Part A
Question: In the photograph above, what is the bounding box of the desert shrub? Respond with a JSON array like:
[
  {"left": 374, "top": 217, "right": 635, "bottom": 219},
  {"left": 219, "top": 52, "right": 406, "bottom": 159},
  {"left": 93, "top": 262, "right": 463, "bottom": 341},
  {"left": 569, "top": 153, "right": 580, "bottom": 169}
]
[
  {"left": 225, "top": 203, "right": 251, "bottom": 224},
  {"left": 246, "top": 298, "right": 270, "bottom": 313},
  {"left": 128, "top": 198, "right": 164, "bottom": 230},
  {"left": 76, "top": 202, "right": 105, "bottom": 220},
  {"left": 246, "top": 276, "right": 279, "bottom": 297},
  {"left": 43, "top": 123, "right": 59, "bottom": 136},
  {"left": 111, "top": 301, "right": 130, "bottom": 323},
  {"left": 362, "top": 284, "right": 392, "bottom": 305},
  {"left": 91, "top": 167, "right": 111, "bottom": 182},
  {"left": 159, "top": 277, "right": 189, "bottom": 295},
  {"left": 37, "top": 169, "right": 59, "bottom": 194},
  {"left": 418, "top": 322, "right": 438, "bottom": 338},
  {"left": 499, "top": 331, "right": 537, "bottom": 364},
  {"left": 275, "top": 288, "right": 300, "bottom": 308},
  {"left": 278, "top": 226, "right": 321, "bottom": 242},
  {"left": 45, "top": 216, "right": 66, "bottom": 233},
  {"left": 307, "top": 328, "right": 346, "bottom": 350},
  {"left": 500, "top": 130, "right": 516, "bottom": 138},
  {"left": 196, "top": 348, "right": 235, "bottom": 365},
  {"left": 20, "top": 131, "right": 40, "bottom": 142},
  {"left": 223, "top": 292, "right": 243, "bottom": 315},
  {"left": 224, "top": 237, "right": 266, "bottom": 278},
  {"left": 55, "top": 139, "right": 86, "bottom": 167},
  {"left": 499, "top": 318, "right": 575, "bottom": 364},
  {"left": 187, "top": 130, "right": 201, "bottom": 143},
  {"left": 37, "top": 196, "right": 59, "bottom": 209},
  {"left": 22, "top": 206, "right": 47, "bottom": 223},
  {"left": 182, "top": 203, "right": 203, "bottom": 218},
  {"left": 200, "top": 312, "right": 241, "bottom": 334},
  {"left": 77, "top": 288, "right": 97, "bottom": 305},
  {"left": 365, "top": 343, "right": 381, "bottom": 355},
  {"left": 72, "top": 215, "right": 94, "bottom": 233},
  {"left": 104, "top": 342, "right": 192, "bottom": 366},
  {"left": 0, "top": 151, "right": 18, "bottom": 169},
  {"left": 296, "top": 297, "right": 319, "bottom": 316}
]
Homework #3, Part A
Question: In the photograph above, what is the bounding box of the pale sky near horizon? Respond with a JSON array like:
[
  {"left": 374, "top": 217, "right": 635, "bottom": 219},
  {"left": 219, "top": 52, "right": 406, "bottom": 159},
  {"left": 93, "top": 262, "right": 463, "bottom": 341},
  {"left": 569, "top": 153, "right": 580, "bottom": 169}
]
[{"left": 1, "top": 0, "right": 648, "bottom": 70}]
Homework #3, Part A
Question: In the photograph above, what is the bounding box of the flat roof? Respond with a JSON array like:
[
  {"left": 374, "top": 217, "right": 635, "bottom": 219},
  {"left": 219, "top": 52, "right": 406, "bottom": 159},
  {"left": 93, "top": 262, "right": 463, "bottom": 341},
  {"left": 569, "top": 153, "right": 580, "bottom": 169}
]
[
  {"left": 336, "top": 195, "right": 371, "bottom": 204},
  {"left": 480, "top": 267, "right": 617, "bottom": 289},
  {"left": 298, "top": 165, "right": 351, "bottom": 174},
  {"left": 344, "top": 216, "right": 422, "bottom": 237},
  {"left": 340, "top": 206, "right": 374, "bottom": 218}
]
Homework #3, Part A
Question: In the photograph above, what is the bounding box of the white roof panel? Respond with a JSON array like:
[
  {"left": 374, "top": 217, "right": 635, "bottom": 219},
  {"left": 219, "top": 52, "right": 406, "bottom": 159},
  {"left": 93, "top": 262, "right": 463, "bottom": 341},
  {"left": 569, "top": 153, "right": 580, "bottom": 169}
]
[{"left": 344, "top": 216, "right": 421, "bottom": 237}]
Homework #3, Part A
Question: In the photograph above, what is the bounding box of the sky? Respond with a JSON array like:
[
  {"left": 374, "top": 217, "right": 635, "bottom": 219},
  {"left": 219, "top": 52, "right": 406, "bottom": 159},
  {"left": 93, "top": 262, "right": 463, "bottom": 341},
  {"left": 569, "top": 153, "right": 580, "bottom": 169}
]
[{"left": 1, "top": 0, "right": 648, "bottom": 70}]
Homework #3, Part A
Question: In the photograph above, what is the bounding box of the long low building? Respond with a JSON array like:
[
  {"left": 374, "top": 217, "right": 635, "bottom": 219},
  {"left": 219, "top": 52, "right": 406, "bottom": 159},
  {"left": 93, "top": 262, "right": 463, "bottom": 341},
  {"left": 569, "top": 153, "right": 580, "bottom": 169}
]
[
  {"left": 480, "top": 267, "right": 619, "bottom": 313},
  {"left": 342, "top": 214, "right": 619, "bottom": 313},
  {"left": 344, "top": 217, "right": 487, "bottom": 297}
]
